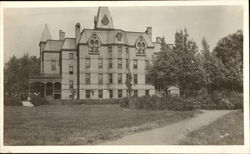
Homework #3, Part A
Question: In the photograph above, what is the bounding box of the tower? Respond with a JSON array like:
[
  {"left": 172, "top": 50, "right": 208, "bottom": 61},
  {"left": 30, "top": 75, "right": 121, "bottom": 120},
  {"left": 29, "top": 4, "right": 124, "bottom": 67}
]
[
  {"left": 39, "top": 24, "right": 52, "bottom": 74},
  {"left": 94, "top": 7, "right": 114, "bottom": 29}
]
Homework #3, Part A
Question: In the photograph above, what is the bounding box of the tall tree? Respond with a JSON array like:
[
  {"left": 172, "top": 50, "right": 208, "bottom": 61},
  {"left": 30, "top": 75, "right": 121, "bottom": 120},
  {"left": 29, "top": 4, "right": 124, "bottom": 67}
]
[
  {"left": 4, "top": 54, "right": 40, "bottom": 98},
  {"left": 146, "top": 37, "right": 177, "bottom": 96},
  {"left": 173, "top": 29, "right": 204, "bottom": 97},
  {"left": 213, "top": 30, "right": 243, "bottom": 91}
]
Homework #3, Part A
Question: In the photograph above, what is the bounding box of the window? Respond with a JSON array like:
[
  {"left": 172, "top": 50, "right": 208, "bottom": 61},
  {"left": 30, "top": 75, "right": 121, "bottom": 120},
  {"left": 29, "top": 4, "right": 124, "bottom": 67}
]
[
  {"left": 88, "top": 35, "right": 100, "bottom": 53},
  {"left": 133, "top": 59, "right": 138, "bottom": 69},
  {"left": 108, "top": 47, "right": 112, "bottom": 56},
  {"left": 134, "top": 74, "right": 138, "bottom": 84},
  {"left": 94, "top": 40, "right": 99, "bottom": 52},
  {"left": 69, "top": 65, "right": 74, "bottom": 74},
  {"left": 136, "top": 36, "right": 146, "bottom": 55},
  {"left": 109, "top": 90, "right": 113, "bottom": 98},
  {"left": 145, "top": 90, "right": 150, "bottom": 96},
  {"left": 118, "top": 58, "right": 122, "bottom": 69},
  {"left": 118, "top": 46, "right": 122, "bottom": 57},
  {"left": 98, "top": 90, "right": 103, "bottom": 98},
  {"left": 98, "top": 58, "right": 103, "bottom": 69},
  {"left": 86, "top": 58, "right": 90, "bottom": 68},
  {"left": 69, "top": 80, "right": 73, "bottom": 89},
  {"left": 86, "top": 73, "right": 90, "bottom": 84},
  {"left": 141, "top": 42, "right": 146, "bottom": 54},
  {"left": 51, "top": 60, "right": 56, "bottom": 70},
  {"left": 98, "top": 73, "right": 103, "bottom": 84},
  {"left": 134, "top": 90, "right": 138, "bottom": 97},
  {"left": 126, "top": 59, "right": 129, "bottom": 69},
  {"left": 86, "top": 90, "right": 91, "bottom": 98},
  {"left": 145, "top": 60, "right": 149, "bottom": 70},
  {"left": 145, "top": 74, "right": 150, "bottom": 84},
  {"left": 69, "top": 53, "right": 74, "bottom": 59},
  {"left": 118, "top": 90, "right": 123, "bottom": 98},
  {"left": 118, "top": 73, "right": 122, "bottom": 84},
  {"left": 126, "top": 47, "right": 129, "bottom": 56},
  {"left": 109, "top": 73, "right": 113, "bottom": 84},
  {"left": 109, "top": 58, "right": 112, "bottom": 69}
]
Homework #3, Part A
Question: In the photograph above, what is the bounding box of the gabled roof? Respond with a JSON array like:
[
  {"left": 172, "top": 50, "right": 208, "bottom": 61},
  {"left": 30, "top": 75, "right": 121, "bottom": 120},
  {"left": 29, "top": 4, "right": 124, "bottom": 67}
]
[
  {"left": 94, "top": 7, "right": 114, "bottom": 29},
  {"left": 62, "top": 38, "right": 76, "bottom": 50},
  {"left": 44, "top": 40, "right": 64, "bottom": 51},
  {"left": 40, "top": 24, "right": 52, "bottom": 42}
]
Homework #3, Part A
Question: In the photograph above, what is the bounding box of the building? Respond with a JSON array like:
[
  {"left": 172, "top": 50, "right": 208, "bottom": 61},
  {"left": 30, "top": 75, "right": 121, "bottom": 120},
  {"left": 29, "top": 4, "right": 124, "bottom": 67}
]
[{"left": 29, "top": 7, "right": 170, "bottom": 100}]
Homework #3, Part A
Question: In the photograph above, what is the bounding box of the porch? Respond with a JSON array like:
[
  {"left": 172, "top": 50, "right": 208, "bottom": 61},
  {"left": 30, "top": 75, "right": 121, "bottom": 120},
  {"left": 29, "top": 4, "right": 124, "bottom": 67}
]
[{"left": 29, "top": 74, "right": 62, "bottom": 100}]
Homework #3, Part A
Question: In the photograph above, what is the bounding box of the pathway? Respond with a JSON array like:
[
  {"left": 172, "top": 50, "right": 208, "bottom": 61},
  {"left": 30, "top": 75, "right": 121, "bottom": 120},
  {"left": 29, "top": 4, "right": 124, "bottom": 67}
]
[{"left": 101, "top": 110, "right": 231, "bottom": 145}]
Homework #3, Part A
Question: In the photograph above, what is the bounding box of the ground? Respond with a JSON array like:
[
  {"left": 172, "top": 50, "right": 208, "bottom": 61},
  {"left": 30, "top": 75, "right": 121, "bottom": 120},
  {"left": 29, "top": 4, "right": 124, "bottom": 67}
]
[
  {"left": 180, "top": 110, "right": 244, "bottom": 145},
  {"left": 4, "top": 104, "right": 196, "bottom": 145}
]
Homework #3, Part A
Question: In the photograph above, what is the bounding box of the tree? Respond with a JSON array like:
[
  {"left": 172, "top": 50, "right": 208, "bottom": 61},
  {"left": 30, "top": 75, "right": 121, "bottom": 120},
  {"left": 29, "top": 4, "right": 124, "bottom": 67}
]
[
  {"left": 198, "top": 37, "right": 230, "bottom": 93},
  {"left": 213, "top": 30, "right": 243, "bottom": 92},
  {"left": 125, "top": 73, "right": 133, "bottom": 96},
  {"left": 200, "top": 37, "right": 212, "bottom": 94},
  {"left": 173, "top": 29, "right": 205, "bottom": 97},
  {"left": 4, "top": 54, "right": 40, "bottom": 98},
  {"left": 146, "top": 37, "right": 177, "bottom": 96}
]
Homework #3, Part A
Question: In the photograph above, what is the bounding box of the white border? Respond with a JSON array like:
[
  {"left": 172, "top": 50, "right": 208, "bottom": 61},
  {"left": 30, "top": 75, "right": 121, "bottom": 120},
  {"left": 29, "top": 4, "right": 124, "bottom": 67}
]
[{"left": 0, "top": 1, "right": 249, "bottom": 153}]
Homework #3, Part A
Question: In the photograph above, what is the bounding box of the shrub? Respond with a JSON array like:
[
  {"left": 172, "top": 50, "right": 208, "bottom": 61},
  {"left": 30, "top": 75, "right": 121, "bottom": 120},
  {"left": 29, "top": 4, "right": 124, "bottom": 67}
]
[
  {"left": 52, "top": 98, "right": 121, "bottom": 105},
  {"left": 119, "top": 97, "right": 129, "bottom": 107},
  {"left": 195, "top": 90, "right": 243, "bottom": 110},
  {"left": 4, "top": 95, "right": 22, "bottom": 106},
  {"left": 30, "top": 96, "right": 49, "bottom": 106},
  {"left": 120, "top": 95, "right": 194, "bottom": 111},
  {"left": 120, "top": 90, "right": 243, "bottom": 111}
]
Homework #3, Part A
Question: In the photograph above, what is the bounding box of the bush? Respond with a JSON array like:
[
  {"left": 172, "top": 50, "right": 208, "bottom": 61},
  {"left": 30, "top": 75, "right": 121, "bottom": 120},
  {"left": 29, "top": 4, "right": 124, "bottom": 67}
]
[
  {"left": 4, "top": 95, "right": 22, "bottom": 106},
  {"left": 120, "top": 90, "right": 243, "bottom": 111},
  {"left": 120, "top": 95, "right": 194, "bottom": 111},
  {"left": 195, "top": 90, "right": 243, "bottom": 110},
  {"left": 30, "top": 96, "right": 49, "bottom": 106},
  {"left": 52, "top": 98, "right": 121, "bottom": 105}
]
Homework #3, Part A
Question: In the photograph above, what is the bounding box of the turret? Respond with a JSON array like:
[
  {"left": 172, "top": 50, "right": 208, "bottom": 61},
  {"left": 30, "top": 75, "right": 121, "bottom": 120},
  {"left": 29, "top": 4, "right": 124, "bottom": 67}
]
[
  {"left": 94, "top": 7, "right": 114, "bottom": 29},
  {"left": 39, "top": 24, "right": 52, "bottom": 74}
]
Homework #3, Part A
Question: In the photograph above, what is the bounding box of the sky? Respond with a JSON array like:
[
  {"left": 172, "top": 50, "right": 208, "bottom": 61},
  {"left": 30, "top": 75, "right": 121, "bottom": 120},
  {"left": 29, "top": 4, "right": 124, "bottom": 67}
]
[{"left": 4, "top": 6, "right": 243, "bottom": 62}]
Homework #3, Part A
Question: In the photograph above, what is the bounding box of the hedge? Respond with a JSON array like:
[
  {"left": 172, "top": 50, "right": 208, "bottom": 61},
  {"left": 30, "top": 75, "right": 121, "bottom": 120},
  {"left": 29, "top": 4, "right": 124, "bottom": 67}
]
[{"left": 119, "top": 91, "right": 243, "bottom": 111}]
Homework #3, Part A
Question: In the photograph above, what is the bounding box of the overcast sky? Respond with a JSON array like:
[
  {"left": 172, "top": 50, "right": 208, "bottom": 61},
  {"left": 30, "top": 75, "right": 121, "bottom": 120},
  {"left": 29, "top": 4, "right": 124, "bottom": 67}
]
[{"left": 4, "top": 6, "right": 243, "bottom": 62}]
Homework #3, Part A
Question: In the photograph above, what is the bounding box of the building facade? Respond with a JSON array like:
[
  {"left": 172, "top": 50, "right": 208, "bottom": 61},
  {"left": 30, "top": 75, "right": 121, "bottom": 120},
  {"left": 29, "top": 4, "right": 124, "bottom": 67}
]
[{"left": 29, "top": 7, "right": 169, "bottom": 100}]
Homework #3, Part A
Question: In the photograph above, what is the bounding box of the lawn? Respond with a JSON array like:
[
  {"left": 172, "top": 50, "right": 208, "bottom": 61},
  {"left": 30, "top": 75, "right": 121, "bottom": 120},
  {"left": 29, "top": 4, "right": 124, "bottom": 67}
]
[
  {"left": 180, "top": 110, "right": 244, "bottom": 145},
  {"left": 4, "top": 104, "right": 196, "bottom": 145}
]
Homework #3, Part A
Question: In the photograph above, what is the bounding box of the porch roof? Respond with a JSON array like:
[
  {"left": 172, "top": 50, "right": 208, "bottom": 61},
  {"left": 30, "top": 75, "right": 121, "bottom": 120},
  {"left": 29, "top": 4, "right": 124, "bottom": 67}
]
[{"left": 29, "top": 74, "right": 62, "bottom": 83}]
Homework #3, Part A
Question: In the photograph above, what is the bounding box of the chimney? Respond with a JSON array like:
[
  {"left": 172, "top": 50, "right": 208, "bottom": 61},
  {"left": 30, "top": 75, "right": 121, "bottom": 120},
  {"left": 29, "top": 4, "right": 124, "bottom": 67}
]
[
  {"left": 156, "top": 37, "right": 162, "bottom": 43},
  {"left": 145, "top": 27, "right": 152, "bottom": 41},
  {"left": 59, "top": 30, "right": 65, "bottom": 40},
  {"left": 75, "top": 23, "right": 81, "bottom": 44}
]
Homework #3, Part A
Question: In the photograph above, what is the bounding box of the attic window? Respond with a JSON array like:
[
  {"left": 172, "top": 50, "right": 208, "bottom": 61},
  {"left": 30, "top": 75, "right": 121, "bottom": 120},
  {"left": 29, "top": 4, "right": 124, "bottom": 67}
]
[
  {"left": 136, "top": 37, "right": 146, "bottom": 55},
  {"left": 88, "top": 34, "right": 100, "bottom": 53},
  {"left": 102, "top": 15, "right": 109, "bottom": 26},
  {"left": 116, "top": 32, "right": 122, "bottom": 41}
]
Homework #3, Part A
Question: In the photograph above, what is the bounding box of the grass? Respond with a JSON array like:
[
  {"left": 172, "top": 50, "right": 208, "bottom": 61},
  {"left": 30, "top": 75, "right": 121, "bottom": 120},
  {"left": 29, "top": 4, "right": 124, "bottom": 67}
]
[
  {"left": 4, "top": 104, "right": 196, "bottom": 145},
  {"left": 180, "top": 110, "right": 244, "bottom": 145}
]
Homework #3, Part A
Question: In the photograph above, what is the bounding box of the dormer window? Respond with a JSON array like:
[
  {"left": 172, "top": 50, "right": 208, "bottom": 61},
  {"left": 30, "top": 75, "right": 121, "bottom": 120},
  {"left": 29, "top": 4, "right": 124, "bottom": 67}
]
[
  {"left": 88, "top": 34, "right": 100, "bottom": 53},
  {"left": 136, "top": 36, "right": 147, "bottom": 55}
]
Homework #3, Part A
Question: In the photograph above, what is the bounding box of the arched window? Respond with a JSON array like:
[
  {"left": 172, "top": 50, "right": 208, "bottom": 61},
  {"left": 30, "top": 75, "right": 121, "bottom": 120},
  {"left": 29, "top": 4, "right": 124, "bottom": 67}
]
[
  {"left": 136, "top": 37, "right": 146, "bottom": 55},
  {"left": 88, "top": 34, "right": 100, "bottom": 53}
]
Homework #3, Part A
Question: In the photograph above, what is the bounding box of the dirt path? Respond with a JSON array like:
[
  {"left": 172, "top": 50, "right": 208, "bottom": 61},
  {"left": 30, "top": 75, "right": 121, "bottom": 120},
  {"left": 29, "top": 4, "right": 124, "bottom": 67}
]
[{"left": 101, "top": 110, "right": 231, "bottom": 145}]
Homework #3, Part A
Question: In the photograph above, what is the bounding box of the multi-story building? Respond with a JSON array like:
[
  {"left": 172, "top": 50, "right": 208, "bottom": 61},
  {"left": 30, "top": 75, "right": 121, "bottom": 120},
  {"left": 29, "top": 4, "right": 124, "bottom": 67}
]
[{"left": 29, "top": 7, "right": 170, "bottom": 99}]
